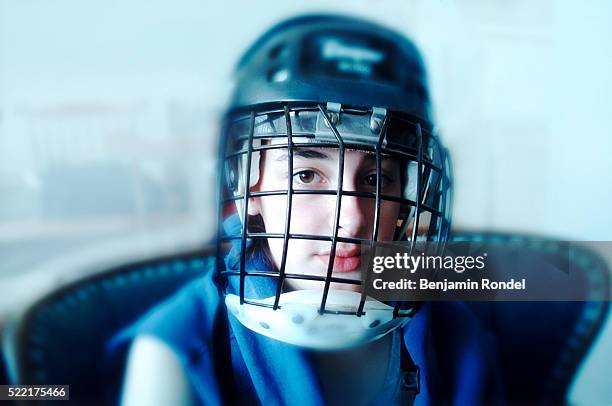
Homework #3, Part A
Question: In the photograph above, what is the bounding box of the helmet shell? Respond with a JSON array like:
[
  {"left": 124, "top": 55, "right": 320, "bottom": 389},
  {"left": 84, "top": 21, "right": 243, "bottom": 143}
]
[{"left": 229, "top": 15, "right": 432, "bottom": 122}]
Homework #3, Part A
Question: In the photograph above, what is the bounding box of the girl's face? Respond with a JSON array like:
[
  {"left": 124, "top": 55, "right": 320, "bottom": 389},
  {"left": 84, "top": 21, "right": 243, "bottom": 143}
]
[{"left": 247, "top": 146, "right": 402, "bottom": 291}]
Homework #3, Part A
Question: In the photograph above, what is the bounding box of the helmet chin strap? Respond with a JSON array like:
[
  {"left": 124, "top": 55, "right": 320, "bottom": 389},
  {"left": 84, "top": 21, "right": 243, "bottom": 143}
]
[{"left": 225, "top": 290, "right": 411, "bottom": 350}]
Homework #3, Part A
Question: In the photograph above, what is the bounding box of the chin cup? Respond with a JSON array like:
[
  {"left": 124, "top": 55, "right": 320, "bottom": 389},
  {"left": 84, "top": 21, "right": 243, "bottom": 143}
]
[{"left": 225, "top": 289, "right": 412, "bottom": 350}]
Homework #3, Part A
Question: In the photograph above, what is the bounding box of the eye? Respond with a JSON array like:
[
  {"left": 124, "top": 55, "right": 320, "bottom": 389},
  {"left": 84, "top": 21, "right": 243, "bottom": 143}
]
[
  {"left": 364, "top": 173, "right": 394, "bottom": 188},
  {"left": 293, "top": 170, "right": 320, "bottom": 185},
  {"left": 364, "top": 174, "right": 377, "bottom": 186}
]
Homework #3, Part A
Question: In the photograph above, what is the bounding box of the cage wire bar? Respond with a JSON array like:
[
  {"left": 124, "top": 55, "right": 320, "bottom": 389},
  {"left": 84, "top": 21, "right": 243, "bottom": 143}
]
[
  {"left": 239, "top": 112, "right": 256, "bottom": 304},
  {"left": 214, "top": 117, "right": 230, "bottom": 298},
  {"left": 443, "top": 149, "right": 453, "bottom": 243},
  {"left": 426, "top": 140, "right": 444, "bottom": 255},
  {"left": 226, "top": 141, "right": 443, "bottom": 174},
  {"left": 223, "top": 190, "right": 443, "bottom": 217},
  {"left": 434, "top": 133, "right": 451, "bottom": 255},
  {"left": 273, "top": 106, "right": 294, "bottom": 310},
  {"left": 393, "top": 122, "right": 424, "bottom": 318},
  {"left": 317, "top": 104, "right": 346, "bottom": 315},
  {"left": 217, "top": 103, "right": 451, "bottom": 318},
  {"left": 357, "top": 113, "right": 389, "bottom": 317},
  {"left": 410, "top": 123, "right": 424, "bottom": 254}
]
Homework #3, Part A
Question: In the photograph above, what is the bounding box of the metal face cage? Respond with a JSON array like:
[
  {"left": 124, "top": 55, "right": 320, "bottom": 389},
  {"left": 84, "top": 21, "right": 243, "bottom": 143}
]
[{"left": 215, "top": 102, "right": 452, "bottom": 318}]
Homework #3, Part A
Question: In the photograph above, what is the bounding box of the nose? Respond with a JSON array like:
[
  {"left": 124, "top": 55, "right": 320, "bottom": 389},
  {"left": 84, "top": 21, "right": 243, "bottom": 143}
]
[{"left": 332, "top": 193, "right": 369, "bottom": 238}]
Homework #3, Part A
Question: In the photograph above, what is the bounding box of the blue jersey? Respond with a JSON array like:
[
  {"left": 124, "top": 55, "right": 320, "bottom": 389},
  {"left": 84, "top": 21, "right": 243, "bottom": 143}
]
[{"left": 105, "top": 217, "right": 504, "bottom": 405}]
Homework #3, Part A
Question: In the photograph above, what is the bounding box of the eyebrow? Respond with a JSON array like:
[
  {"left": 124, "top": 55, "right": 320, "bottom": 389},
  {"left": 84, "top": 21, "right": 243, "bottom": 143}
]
[{"left": 274, "top": 149, "right": 330, "bottom": 161}]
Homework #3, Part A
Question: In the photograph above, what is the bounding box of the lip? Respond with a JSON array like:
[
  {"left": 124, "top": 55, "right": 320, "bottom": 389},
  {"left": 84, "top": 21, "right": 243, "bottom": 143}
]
[{"left": 316, "top": 247, "right": 361, "bottom": 273}]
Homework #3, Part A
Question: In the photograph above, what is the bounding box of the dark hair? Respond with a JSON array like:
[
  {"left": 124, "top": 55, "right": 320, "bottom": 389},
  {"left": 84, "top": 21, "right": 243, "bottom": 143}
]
[{"left": 247, "top": 214, "right": 277, "bottom": 271}]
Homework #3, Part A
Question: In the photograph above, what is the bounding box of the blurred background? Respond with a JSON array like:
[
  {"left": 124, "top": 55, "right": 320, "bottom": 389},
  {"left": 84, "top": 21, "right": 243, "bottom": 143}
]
[{"left": 1, "top": 0, "right": 611, "bottom": 403}]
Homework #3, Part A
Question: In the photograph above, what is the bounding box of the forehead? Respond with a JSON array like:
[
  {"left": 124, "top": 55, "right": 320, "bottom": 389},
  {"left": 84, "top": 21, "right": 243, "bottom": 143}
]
[{"left": 265, "top": 144, "right": 398, "bottom": 168}]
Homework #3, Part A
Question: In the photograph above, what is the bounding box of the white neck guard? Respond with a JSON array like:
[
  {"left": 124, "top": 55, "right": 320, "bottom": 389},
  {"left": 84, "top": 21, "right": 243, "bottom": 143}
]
[{"left": 225, "top": 289, "right": 411, "bottom": 350}]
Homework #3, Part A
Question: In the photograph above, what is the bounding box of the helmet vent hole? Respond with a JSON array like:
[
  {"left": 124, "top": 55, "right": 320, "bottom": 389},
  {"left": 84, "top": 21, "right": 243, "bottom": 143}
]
[
  {"left": 291, "top": 314, "right": 304, "bottom": 324},
  {"left": 269, "top": 43, "right": 286, "bottom": 60},
  {"left": 368, "top": 320, "right": 381, "bottom": 328},
  {"left": 259, "top": 321, "right": 270, "bottom": 329},
  {"left": 267, "top": 67, "right": 289, "bottom": 83}
]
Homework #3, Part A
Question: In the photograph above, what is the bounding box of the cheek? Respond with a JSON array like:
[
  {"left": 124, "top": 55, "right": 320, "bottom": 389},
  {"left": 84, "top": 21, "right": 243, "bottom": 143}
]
[
  {"left": 258, "top": 195, "right": 333, "bottom": 265},
  {"left": 257, "top": 195, "right": 287, "bottom": 233},
  {"left": 266, "top": 238, "right": 284, "bottom": 267},
  {"left": 264, "top": 230, "right": 328, "bottom": 271},
  {"left": 288, "top": 195, "right": 336, "bottom": 235},
  {"left": 259, "top": 195, "right": 324, "bottom": 233},
  {"left": 378, "top": 201, "right": 401, "bottom": 240}
]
